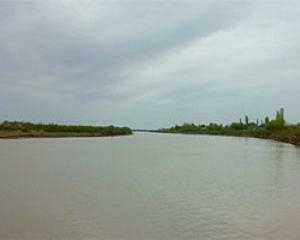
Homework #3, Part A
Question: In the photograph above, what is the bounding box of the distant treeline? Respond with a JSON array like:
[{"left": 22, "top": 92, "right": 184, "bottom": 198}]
[
  {"left": 159, "top": 108, "right": 300, "bottom": 146},
  {"left": 0, "top": 121, "right": 132, "bottom": 138}
]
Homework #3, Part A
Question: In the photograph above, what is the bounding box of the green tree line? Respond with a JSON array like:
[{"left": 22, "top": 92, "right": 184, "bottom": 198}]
[
  {"left": 0, "top": 121, "right": 132, "bottom": 136},
  {"left": 160, "top": 108, "right": 300, "bottom": 146}
]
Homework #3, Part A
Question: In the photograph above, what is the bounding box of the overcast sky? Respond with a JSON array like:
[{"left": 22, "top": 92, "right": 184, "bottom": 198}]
[{"left": 0, "top": 0, "right": 299, "bottom": 129}]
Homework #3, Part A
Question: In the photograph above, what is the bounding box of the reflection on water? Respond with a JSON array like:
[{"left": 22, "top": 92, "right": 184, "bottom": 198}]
[{"left": 0, "top": 133, "right": 300, "bottom": 240}]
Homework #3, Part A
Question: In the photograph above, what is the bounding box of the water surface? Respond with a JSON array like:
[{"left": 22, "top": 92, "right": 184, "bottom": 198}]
[{"left": 1, "top": 133, "right": 300, "bottom": 240}]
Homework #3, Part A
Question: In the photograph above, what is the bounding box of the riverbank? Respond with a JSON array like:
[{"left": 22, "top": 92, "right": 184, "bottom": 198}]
[
  {"left": 0, "top": 131, "right": 132, "bottom": 139},
  {"left": 157, "top": 126, "right": 300, "bottom": 147},
  {"left": 0, "top": 121, "right": 132, "bottom": 139},
  {"left": 267, "top": 127, "right": 300, "bottom": 146}
]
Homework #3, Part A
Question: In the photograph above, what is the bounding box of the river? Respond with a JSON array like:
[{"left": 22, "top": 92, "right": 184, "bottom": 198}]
[{"left": 0, "top": 132, "right": 300, "bottom": 240}]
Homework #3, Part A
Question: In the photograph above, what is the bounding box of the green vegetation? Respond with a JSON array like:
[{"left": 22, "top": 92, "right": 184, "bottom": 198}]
[
  {"left": 159, "top": 108, "right": 300, "bottom": 146},
  {"left": 0, "top": 121, "right": 132, "bottom": 138}
]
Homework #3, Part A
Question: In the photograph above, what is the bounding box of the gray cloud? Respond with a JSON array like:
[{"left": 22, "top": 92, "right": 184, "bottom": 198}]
[{"left": 0, "top": 1, "right": 300, "bottom": 128}]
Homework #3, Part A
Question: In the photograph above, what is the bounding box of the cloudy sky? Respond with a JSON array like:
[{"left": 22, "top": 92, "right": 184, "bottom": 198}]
[{"left": 0, "top": 0, "right": 299, "bottom": 129}]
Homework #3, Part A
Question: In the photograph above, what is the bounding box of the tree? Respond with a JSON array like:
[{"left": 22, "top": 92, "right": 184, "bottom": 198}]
[
  {"left": 276, "top": 107, "right": 284, "bottom": 121},
  {"left": 265, "top": 116, "right": 270, "bottom": 124},
  {"left": 245, "top": 115, "right": 249, "bottom": 126},
  {"left": 266, "top": 108, "right": 285, "bottom": 130}
]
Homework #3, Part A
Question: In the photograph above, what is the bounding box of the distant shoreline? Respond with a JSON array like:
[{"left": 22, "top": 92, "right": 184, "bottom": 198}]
[
  {"left": 150, "top": 130, "right": 300, "bottom": 147},
  {"left": 151, "top": 108, "right": 300, "bottom": 147},
  {"left": 0, "top": 122, "right": 133, "bottom": 139},
  {"left": 0, "top": 131, "right": 132, "bottom": 139},
  {"left": 134, "top": 129, "right": 300, "bottom": 147}
]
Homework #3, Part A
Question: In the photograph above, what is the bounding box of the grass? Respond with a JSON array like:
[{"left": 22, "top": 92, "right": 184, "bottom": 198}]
[
  {"left": 0, "top": 121, "right": 132, "bottom": 139},
  {"left": 159, "top": 124, "right": 300, "bottom": 147}
]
